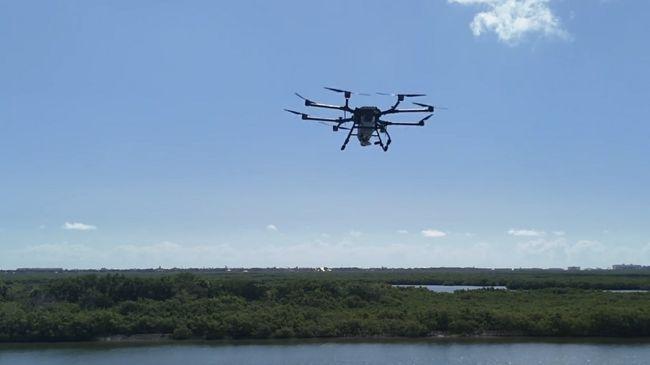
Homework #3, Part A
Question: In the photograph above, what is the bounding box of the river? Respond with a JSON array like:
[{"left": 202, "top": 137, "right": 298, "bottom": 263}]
[{"left": 1, "top": 339, "right": 649, "bottom": 365}]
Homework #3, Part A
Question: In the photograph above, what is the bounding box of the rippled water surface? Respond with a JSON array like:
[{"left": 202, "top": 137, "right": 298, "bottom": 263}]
[{"left": 2, "top": 340, "right": 650, "bottom": 365}]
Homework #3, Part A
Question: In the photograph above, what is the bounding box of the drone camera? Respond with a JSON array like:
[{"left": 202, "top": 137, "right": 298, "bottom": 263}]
[{"left": 333, "top": 126, "right": 339, "bottom": 132}]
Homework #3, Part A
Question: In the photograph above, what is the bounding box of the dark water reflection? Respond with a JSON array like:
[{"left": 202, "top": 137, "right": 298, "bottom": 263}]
[{"left": 2, "top": 339, "right": 650, "bottom": 365}]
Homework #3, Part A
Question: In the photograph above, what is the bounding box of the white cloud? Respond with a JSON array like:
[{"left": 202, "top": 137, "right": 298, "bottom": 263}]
[
  {"left": 553, "top": 230, "right": 566, "bottom": 236},
  {"left": 508, "top": 228, "right": 544, "bottom": 237},
  {"left": 516, "top": 237, "right": 564, "bottom": 255},
  {"left": 397, "top": 230, "right": 409, "bottom": 234},
  {"left": 449, "top": 0, "right": 568, "bottom": 44},
  {"left": 266, "top": 224, "right": 278, "bottom": 232},
  {"left": 62, "top": 222, "right": 97, "bottom": 231},
  {"left": 565, "top": 240, "right": 604, "bottom": 257},
  {"left": 3, "top": 238, "right": 649, "bottom": 270},
  {"left": 349, "top": 230, "right": 363, "bottom": 238},
  {"left": 1, "top": 240, "right": 499, "bottom": 269},
  {"left": 421, "top": 229, "right": 447, "bottom": 238},
  {"left": 514, "top": 237, "right": 612, "bottom": 267}
]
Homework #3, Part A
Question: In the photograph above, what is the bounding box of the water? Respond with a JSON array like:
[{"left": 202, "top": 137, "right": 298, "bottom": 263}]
[
  {"left": 1, "top": 340, "right": 649, "bottom": 365},
  {"left": 394, "top": 284, "right": 507, "bottom": 293}
]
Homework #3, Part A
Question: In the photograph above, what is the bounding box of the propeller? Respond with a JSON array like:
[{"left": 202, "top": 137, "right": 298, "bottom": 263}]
[
  {"left": 416, "top": 114, "right": 433, "bottom": 126},
  {"left": 323, "top": 87, "right": 367, "bottom": 119},
  {"left": 377, "top": 92, "right": 426, "bottom": 98},
  {"left": 294, "top": 92, "right": 312, "bottom": 103},
  {"left": 412, "top": 102, "right": 448, "bottom": 111},
  {"left": 284, "top": 109, "right": 307, "bottom": 119},
  {"left": 324, "top": 87, "right": 370, "bottom": 97}
]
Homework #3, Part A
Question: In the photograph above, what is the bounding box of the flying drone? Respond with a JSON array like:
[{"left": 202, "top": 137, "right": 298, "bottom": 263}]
[{"left": 285, "top": 87, "right": 439, "bottom": 151}]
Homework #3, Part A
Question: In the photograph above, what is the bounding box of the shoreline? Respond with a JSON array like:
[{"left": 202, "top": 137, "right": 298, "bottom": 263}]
[{"left": 3, "top": 334, "right": 650, "bottom": 347}]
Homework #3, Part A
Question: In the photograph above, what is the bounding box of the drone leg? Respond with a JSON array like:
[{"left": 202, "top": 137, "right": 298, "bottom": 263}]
[
  {"left": 340, "top": 125, "right": 355, "bottom": 151},
  {"left": 374, "top": 128, "right": 388, "bottom": 152},
  {"left": 384, "top": 128, "right": 392, "bottom": 146}
]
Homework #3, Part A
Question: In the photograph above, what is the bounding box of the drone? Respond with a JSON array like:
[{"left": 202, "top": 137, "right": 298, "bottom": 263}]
[{"left": 285, "top": 87, "right": 439, "bottom": 151}]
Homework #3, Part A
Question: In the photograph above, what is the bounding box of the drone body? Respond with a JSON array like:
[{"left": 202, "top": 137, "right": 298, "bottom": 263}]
[
  {"left": 285, "top": 87, "right": 437, "bottom": 151},
  {"left": 353, "top": 106, "right": 382, "bottom": 146}
]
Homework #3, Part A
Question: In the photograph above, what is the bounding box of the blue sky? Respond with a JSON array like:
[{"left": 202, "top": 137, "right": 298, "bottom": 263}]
[{"left": 1, "top": 0, "right": 649, "bottom": 269}]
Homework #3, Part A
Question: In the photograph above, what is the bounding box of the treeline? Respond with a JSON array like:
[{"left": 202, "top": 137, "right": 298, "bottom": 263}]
[
  {"left": 6, "top": 268, "right": 650, "bottom": 290},
  {"left": 1, "top": 274, "right": 650, "bottom": 342}
]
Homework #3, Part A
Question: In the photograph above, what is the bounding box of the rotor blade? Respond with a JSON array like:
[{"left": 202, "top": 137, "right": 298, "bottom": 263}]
[
  {"left": 412, "top": 102, "right": 432, "bottom": 108},
  {"left": 294, "top": 92, "right": 308, "bottom": 101},
  {"left": 324, "top": 87, "right": 348, "bottom": 93},
  {"left": 413, "top": 102, "right": 448, "bottom": 110},
  {"left": 412, "top": 102, "right": 434, "bottom": 112},
  {"left": 377, "top": 92, "right": 426, "bottom": 98},
  {"left": 284, "top": 108, "right": 305, "bottom": 116},
  {"left": 324, "top": 87, "right": 371, "bottom": 97}
]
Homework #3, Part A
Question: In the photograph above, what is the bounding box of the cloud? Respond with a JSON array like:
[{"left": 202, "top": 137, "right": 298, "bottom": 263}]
[
  {"left": 397, "top": 230, "right": 409, "bottom": 234},
  {"left": 564, "top": 240, "right": 604, "bottom": 257},
  {"left": 449, "top": 0, "right": 568, "bottom": 44},
  {"left": 421, "top": 229, "right": 447, "bottom": 238},
  {"left": 516, "top": 237, "right": 564, "bottom": 255},
  {"left": 62, "top": 222, "right": 97, "bottom": 231},
  {"left": 508, "top": 228, "right": 544, "bottom": 237},
  {"left": 553, "top": 231, "right": 566, "bottom": 236},
  {"left": 517, "top": 237, "right": 604, "bottom": 266},
  {"left": 266, "top": 224, "right": 278, "bottom": 232},
  {"left": 349, "top": 230, "right": 363, "bottom": 238},
  {"left": 1, "top": 240, "right": 498, "bottom": 269},
  {"left": 3, "top": 238, "right": 649, "bottom": 270}
]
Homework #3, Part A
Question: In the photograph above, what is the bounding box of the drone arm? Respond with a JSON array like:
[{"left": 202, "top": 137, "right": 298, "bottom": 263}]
[
  {"left": 381, "top": 107, "right": 432, "bottom": 115},
  {"left": 303, "top": 116, "right": 353, "bottom": 123},
  {"left": 381, "top": 121, "right": 425, "bottom": 126},
  {"left": 379, "top": 114, "right": 432, "bottom": 127},
  {"left": 285, "top": 109, "right": 352, "bottom": 123},
  {"left": 306, "top": 101, "right": 353, "bottom": 113},
  {"left": 295, "top": 92, "right": 353, "bottom": 113}
]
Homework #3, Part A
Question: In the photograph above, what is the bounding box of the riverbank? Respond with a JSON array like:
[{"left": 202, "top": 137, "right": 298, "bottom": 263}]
[
  {"left": 95, "top": 333, "right": 650, "bottom": 344},
  {"left": 4, "top": 335, "right": 650, "bottom": 348}
]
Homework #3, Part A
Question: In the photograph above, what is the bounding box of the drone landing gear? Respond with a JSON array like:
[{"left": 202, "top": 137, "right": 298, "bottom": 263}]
[
  {"left": 340, "top": 125, "right": 355, "bottom": 150},
  {"left": 374, "top": 128, "right": 389, "bottom": 152},
  {"left": 384, "top": 129, "right": 392, "bottom": 148}
]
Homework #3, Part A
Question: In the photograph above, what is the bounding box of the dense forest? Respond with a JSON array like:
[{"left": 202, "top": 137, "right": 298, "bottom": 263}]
[{"left": 1, "top": 271, "right": 650, "bottom": 342}]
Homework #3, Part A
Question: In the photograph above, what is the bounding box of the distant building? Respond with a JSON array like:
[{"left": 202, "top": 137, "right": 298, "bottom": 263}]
[
  {"left": 612, "top": 264, "right": 646, "bottom": 270},
  {"left": 15, "top": 268, "right": 63, "bottom": 273}
]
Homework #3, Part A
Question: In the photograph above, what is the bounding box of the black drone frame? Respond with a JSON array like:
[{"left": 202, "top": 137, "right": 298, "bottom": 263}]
[{"left": 285, "top": 87, "right": 436, "bottom": 151}]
